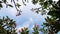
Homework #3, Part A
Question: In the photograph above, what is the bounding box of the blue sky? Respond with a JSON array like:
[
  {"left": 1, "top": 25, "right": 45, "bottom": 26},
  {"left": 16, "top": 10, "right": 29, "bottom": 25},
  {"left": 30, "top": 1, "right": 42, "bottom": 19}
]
[
  {"left": 0, "top": 0, "right": 46, "bottom": 33},
  {"left": 0, "top": 0, "right": 60, "bottom": 34}
]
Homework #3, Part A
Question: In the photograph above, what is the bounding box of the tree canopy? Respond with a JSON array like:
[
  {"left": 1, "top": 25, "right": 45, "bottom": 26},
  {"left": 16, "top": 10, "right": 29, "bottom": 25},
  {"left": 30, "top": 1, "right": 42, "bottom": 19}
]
[
  {"left": 0, "top": 16, "right": 17, "bottom": 34},
  {"left": 32, "top": 0, "right": 60, "bottom": 34},
  {"left": 0, "top": 0, "right": 60, "bottom": 34}
]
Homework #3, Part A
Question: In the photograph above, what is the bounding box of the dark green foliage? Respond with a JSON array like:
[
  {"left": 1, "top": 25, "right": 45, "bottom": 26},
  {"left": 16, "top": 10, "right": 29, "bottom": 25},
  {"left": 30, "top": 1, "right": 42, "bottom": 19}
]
[
  {"left": 2, "top": 0, "right": 6, "bottom": 3},
  {"left": 39, "top": 0, "right": 45, "bottom": 2},
  {"left": 7, "top": 4, "right": 13, "bottom": 7},
  {"left": 44, "top": 0, "right": 60, "bottom": 33},
  {"left": 0, "top": 0, "right": 13, "bottom": 8},
  {"left": 19, "top": 27, "right": 29, "bottom": 34},
  {"left": 0, "top": 16, "right": 17, "bottom": 34},
  {"left": 0, "top": 0, "right": 60, "bottom": 34},
  {"left": 43, "top": 1, "right": 48, "bottom": 8},
  {"left": 32, "top": 24, "right": 39, "bottom": 34},
  {"left": 32, "top": 0, "right": 60, "bottom": 34},
  {"left": 0, "top": 0, "right": 22, "bottom": 16},
  {"left": 16, "top": 3, "right": 21, "bottom": 8},
  {"left": 32, "top": 0, "right": 39, "bottom": 4},
  {"left": 48, "top": 0, "right": 53, "bottom": 4},
  {"left": 0, "top": 3, "right": 2, "bottom": 8}
]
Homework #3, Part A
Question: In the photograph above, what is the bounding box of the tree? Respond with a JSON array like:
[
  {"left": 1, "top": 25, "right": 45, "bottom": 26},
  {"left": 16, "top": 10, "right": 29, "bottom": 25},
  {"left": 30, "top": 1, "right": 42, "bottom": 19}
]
[
  {"left": 33, "top": 0, "right": 60, "bottom": 34},
  {"left": 0, "top": 16, "right": 17, "bottom": 34},
  {"left": 0, "top": 0, "right": 27, "bottom": 16},
  {"left": 32, "top": 0, "right": 60, "bottom": 34},
  {"left": 32, "top": 24, "right": 39, "bottom": 34},
  {"left": 0, "top": 0, "right": 60, "bottom": 34},
  {"left": 18, "top": 24, "right": 40, "bottom": 34},
  {"left": 19, "top": 27, "right": 29, "bottom": 34}
]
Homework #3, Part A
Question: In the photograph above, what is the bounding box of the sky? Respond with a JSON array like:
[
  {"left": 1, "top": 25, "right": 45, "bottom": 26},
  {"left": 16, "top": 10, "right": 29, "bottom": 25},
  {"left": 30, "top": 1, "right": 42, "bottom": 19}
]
[{"left": 0, "top": 0, "right": 60, "bottom": 34}]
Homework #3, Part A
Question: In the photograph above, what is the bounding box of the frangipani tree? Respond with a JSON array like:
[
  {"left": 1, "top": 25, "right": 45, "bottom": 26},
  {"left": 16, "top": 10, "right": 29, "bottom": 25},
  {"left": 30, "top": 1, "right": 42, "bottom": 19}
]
[
  {"left": 0, "top": 0, "right": 60, "bottom": 34},
  {"left": 19, "top": 27, "right": 29, "bottom": 34},
  {"left": 32, "top": 0, "right": 60, "bottom": 34},
  {"left": 0, "top": 16, "right": 17, "bottom": 34}
]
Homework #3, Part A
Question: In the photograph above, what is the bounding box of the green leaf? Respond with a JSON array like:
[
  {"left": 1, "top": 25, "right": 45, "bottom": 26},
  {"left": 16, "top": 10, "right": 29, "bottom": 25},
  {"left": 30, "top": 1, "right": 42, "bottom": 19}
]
[
  {"left": 43, "top": 1, "right": 48, "bottom": 8},
  {"left": 32, "top": 0, "right": 38, "bottom": 5},
  {"left": 40, "top": 2, "right": 43, "bottom": 6},
  {"left": 49, "top": 0, "right": 53, "bottom": 4},
  {"left": 0, "top": 3, "right": 2, "bottom": 8},
  {"left": 36, "top": 11, "right": 39, "bottom": 14},
  {"left": 16, "top": 3, "right": 21, "bottom": 8},
  {"left": 43, "top": 23, "right": 50, "bottom": 26},
  {"left": 39, "top": 0, "right": 45, "bottom": 2},
  {"left": 2, "top": 0, "right": 6, "bottom": 3},
  {"left": 7, "top": 4, "right": 13, "bottom": 7},
  {"left": 45, "top": 18, "right": 48, "bottom": 22}
]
